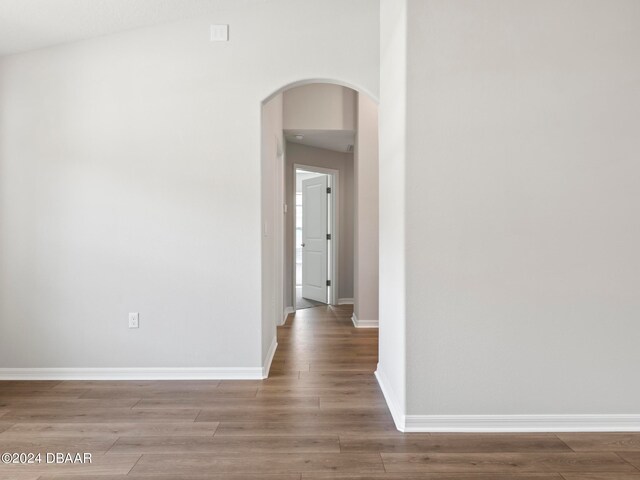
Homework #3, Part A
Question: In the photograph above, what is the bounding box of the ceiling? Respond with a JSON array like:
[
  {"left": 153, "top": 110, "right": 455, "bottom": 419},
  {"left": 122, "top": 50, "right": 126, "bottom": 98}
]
[
  {"left": 285, "top": 130, "right": 355, "bottom": 154},
  {"left": 0, "top": 0, "right": 262, "bottom": 57}
]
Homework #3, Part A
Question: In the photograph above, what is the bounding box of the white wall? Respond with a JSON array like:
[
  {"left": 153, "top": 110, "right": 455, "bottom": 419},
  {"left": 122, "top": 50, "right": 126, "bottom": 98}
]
[
  {"left": 285, "top": 142, "right": 354, "bottom": 305},
  {"left": 261, "top": 93, "right": 283, "bottom": 364},
  {"left": 353, "top": 93, "right": 379, "bottom": 324},
  {"left": 284, "top": 84, "right": 356, "bottom": 131},
  {"left": 0, "top": 0, "right": 379, "bottom": 375},
  {"left": 401, "top": 0, "right": 640, "bottom": 422},
  {"left": 377, "top": 0, "right": 407, "bottom": 423}
]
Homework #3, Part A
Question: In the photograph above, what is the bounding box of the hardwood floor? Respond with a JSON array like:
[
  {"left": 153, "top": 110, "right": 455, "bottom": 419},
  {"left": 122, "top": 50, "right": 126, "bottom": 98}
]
[{"left": 0, "top": 304, "right": 639, "bottom": 479}]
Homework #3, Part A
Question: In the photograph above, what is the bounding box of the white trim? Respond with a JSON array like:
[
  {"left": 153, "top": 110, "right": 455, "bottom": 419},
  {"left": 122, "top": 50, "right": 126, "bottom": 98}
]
[
  {"left": 351, "top": 312, "right": 378, "bottom": 328},
  {"left": 282, "top": 306, "right": 294, "bottom": 325},
  {"left": 375, "top": 366, "right": 405, "bottom": 431},
  {"left": 0, "top": 341, "right": 280, "bottom": 381},
  {"left": 338, "top": 298, "right": 354, "bottom": 305},
  {"left": 402, "top": 414, "right": 640, "bottom": 433},
  {"left": 0, "top": 367, "right": 266, "bottom": 381},
  {"left": 261, "top": 336, "right": 278, "bottom": 379},
  {"left": 375, "top": 366, "right": 640, "bottom": 433}
]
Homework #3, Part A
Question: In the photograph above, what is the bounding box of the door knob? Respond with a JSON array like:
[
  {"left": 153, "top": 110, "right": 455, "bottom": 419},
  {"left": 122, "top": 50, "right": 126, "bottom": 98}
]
[{"left": 301, "top": 243, "right": 305, "bottom": 247}]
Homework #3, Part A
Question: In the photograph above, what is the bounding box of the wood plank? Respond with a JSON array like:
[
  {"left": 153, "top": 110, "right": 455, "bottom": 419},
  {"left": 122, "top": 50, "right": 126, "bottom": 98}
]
[
  {"left": 617, "top": 452, "right": 640, "bottom": 469},
  {"left": 0, "top": 381, "right": 61, "bottom": 390},
  {"left": 557, "top": 433, "right": 640, "bottom": 451},
  {"left": 0, "top": 473, "right": 41, "bottom": 480},
  {"left": 131, "top": 453, "right": 384, "bottom": 475},
  {"left": 0, "top": 389, "right": 91, "bottom": 399},
  {"left": 270, "top": 365, "right": 312, "bottom": 373},
  {"left": 108, "top": 435, "right": 340, "bottom": 454},
  {"left": 339, "top": 434, "right": 572, "bottom": 453},
  {"left": 0, "top": 408, "right": 201, "bottom": 423},
  {"left": 3, "top": 422, "right": 219, "bottom": 437},
  {"left": 302, "top": 475, "right": 564, "bottom": 480},
  {"left": 0, "top": 422, "right": 14, "bottom": 433},
  {"left": 79, "top": 387, "right": 257, "bottom": 399},
  {"left": 381, "top": 452, "right": 637, "bottom": 473},
  {"left": 133, "top": 396, "right": 319, "bottom": 409},
  {"left": 298, "top": 371, "right": 379, "bottom": 380},
  {"left": 257, "top": 387, "right": 381, "bottom": 398},
  {"left": 196, "top": 410, "right": 392, "bottom": 423},
  {"left": 39, "top": 475, "right": 301, "bottom": 480},
  {"left": 0, "top": 454, "right": 140, "bottom": 476},
  {"left": 217, "top": 378, "right": 377, "bottom": 389},
  {"left": 0, "top": 397, "right": 140, "bottom": 409},
  {"left": 320, "top": 398, "right": 390, "bottom": 410},
  {"left": 0, "top": 434, "right": 118, "bottom": 454},
  {"left": 53, "top": 380, "right": 221, "bottom": 390},
  {"left": 280, "top": 341, "right": 372, "bottom": 347},
  {"left": 216, "top": 381, "right": 287, "bottom": 389},
  {"left": 561, "top": 475, "right": 640, "bottom": 480},
  {"left": 309, "top": 364, "right": 376, "bottom": 373},
  {"left": 215, "top": 421, "right": 401, "bottom": 436},
  {"left": 291, "top": 353, "right": 377, "bottom": 361},
  {"left": 268, "top": 370, "right": 302, "bottom": 379}
]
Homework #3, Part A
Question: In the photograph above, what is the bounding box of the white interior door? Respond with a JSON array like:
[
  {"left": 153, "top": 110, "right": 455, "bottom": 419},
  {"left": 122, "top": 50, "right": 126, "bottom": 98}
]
[{"left": 301, "top": 175, "right": 328, "bottom": 303}]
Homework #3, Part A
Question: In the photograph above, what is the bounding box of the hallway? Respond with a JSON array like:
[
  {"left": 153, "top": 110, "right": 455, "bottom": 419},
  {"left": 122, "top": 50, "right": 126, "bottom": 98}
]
[{"left": 1, "top": 306, "right": 639, "bottom": 477}]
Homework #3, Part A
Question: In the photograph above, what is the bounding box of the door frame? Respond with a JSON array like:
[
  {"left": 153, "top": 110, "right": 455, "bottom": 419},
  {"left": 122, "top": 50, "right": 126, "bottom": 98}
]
[{"left": 293, "top": 163, "right": 339, "bottom": 310}]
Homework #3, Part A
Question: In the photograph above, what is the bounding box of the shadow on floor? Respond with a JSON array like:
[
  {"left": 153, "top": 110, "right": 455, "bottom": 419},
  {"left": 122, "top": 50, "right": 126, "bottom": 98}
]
[{"left": 295, "top": 285, "right": 325, "bottom": 309}]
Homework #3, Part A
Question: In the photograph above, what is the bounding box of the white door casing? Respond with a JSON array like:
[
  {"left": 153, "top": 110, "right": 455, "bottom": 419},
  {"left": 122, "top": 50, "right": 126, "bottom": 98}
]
[{"left": 301, "top": 175, "right": 328, "bottom": 303}]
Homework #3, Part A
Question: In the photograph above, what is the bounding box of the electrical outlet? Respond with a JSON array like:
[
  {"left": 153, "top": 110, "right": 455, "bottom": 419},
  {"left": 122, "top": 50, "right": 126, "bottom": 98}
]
[{"left": 128, "top": 312, "right": 139, "bottom": 329}]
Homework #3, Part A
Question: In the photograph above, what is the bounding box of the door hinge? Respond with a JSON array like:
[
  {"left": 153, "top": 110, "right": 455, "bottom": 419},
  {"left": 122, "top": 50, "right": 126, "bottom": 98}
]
[
  {"left": 326, "top": 280, "right": 331, "bottom": 286},
  {"left": 326, "top": 233, "right": 331, "bottom": 240},
  {"left": 326, "top": 187, "right": 331, "bottom": 194}
]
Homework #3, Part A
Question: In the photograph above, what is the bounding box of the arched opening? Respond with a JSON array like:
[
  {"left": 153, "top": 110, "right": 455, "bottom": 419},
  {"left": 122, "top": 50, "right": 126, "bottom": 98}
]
[
  {"left": 260, "top": 79, "right": 380, "bottom": 378},
  {"left": 262, "top": 78, "right": 379, "bottom": 106}
]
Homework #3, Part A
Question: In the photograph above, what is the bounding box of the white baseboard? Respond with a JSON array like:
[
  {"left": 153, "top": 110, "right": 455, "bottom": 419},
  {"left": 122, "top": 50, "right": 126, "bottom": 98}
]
[
  {"left": 0, "top": 367, "right": 265, "bottom": 381},
  {"left": 0, "top": 340, "right": 279, "bottom": 381},
  {"left": 338, "top": 298, "right": 354, "bottom": 305},
  {"left": 281, "top": 306, "right": 294, "bottom": 325},
  {"left": 374, "top": 366, "right": 404, "bottom": 431},
  {"left": 402, "top": 414, "right": 640, "bottom": 433},
  {"left": 375, "top": 365, "right": 640, "bottom": 433},
  {"left": 261, "top": 336, "right": 278, "bottom": 379},
  {"left": 351, "top": 312, "right": 378, "bottom": 328}
]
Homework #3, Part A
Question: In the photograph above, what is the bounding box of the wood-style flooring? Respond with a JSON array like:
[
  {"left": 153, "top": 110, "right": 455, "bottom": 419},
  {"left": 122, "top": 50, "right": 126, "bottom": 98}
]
[{"left": 1, "top": 304, "right": 639, "bottom": 479}]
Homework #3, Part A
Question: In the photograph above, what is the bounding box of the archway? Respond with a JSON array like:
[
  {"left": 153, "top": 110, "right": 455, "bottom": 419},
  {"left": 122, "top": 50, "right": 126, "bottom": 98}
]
[{"left": 260, "top": 79, "right": 380, "bottom": 377}]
